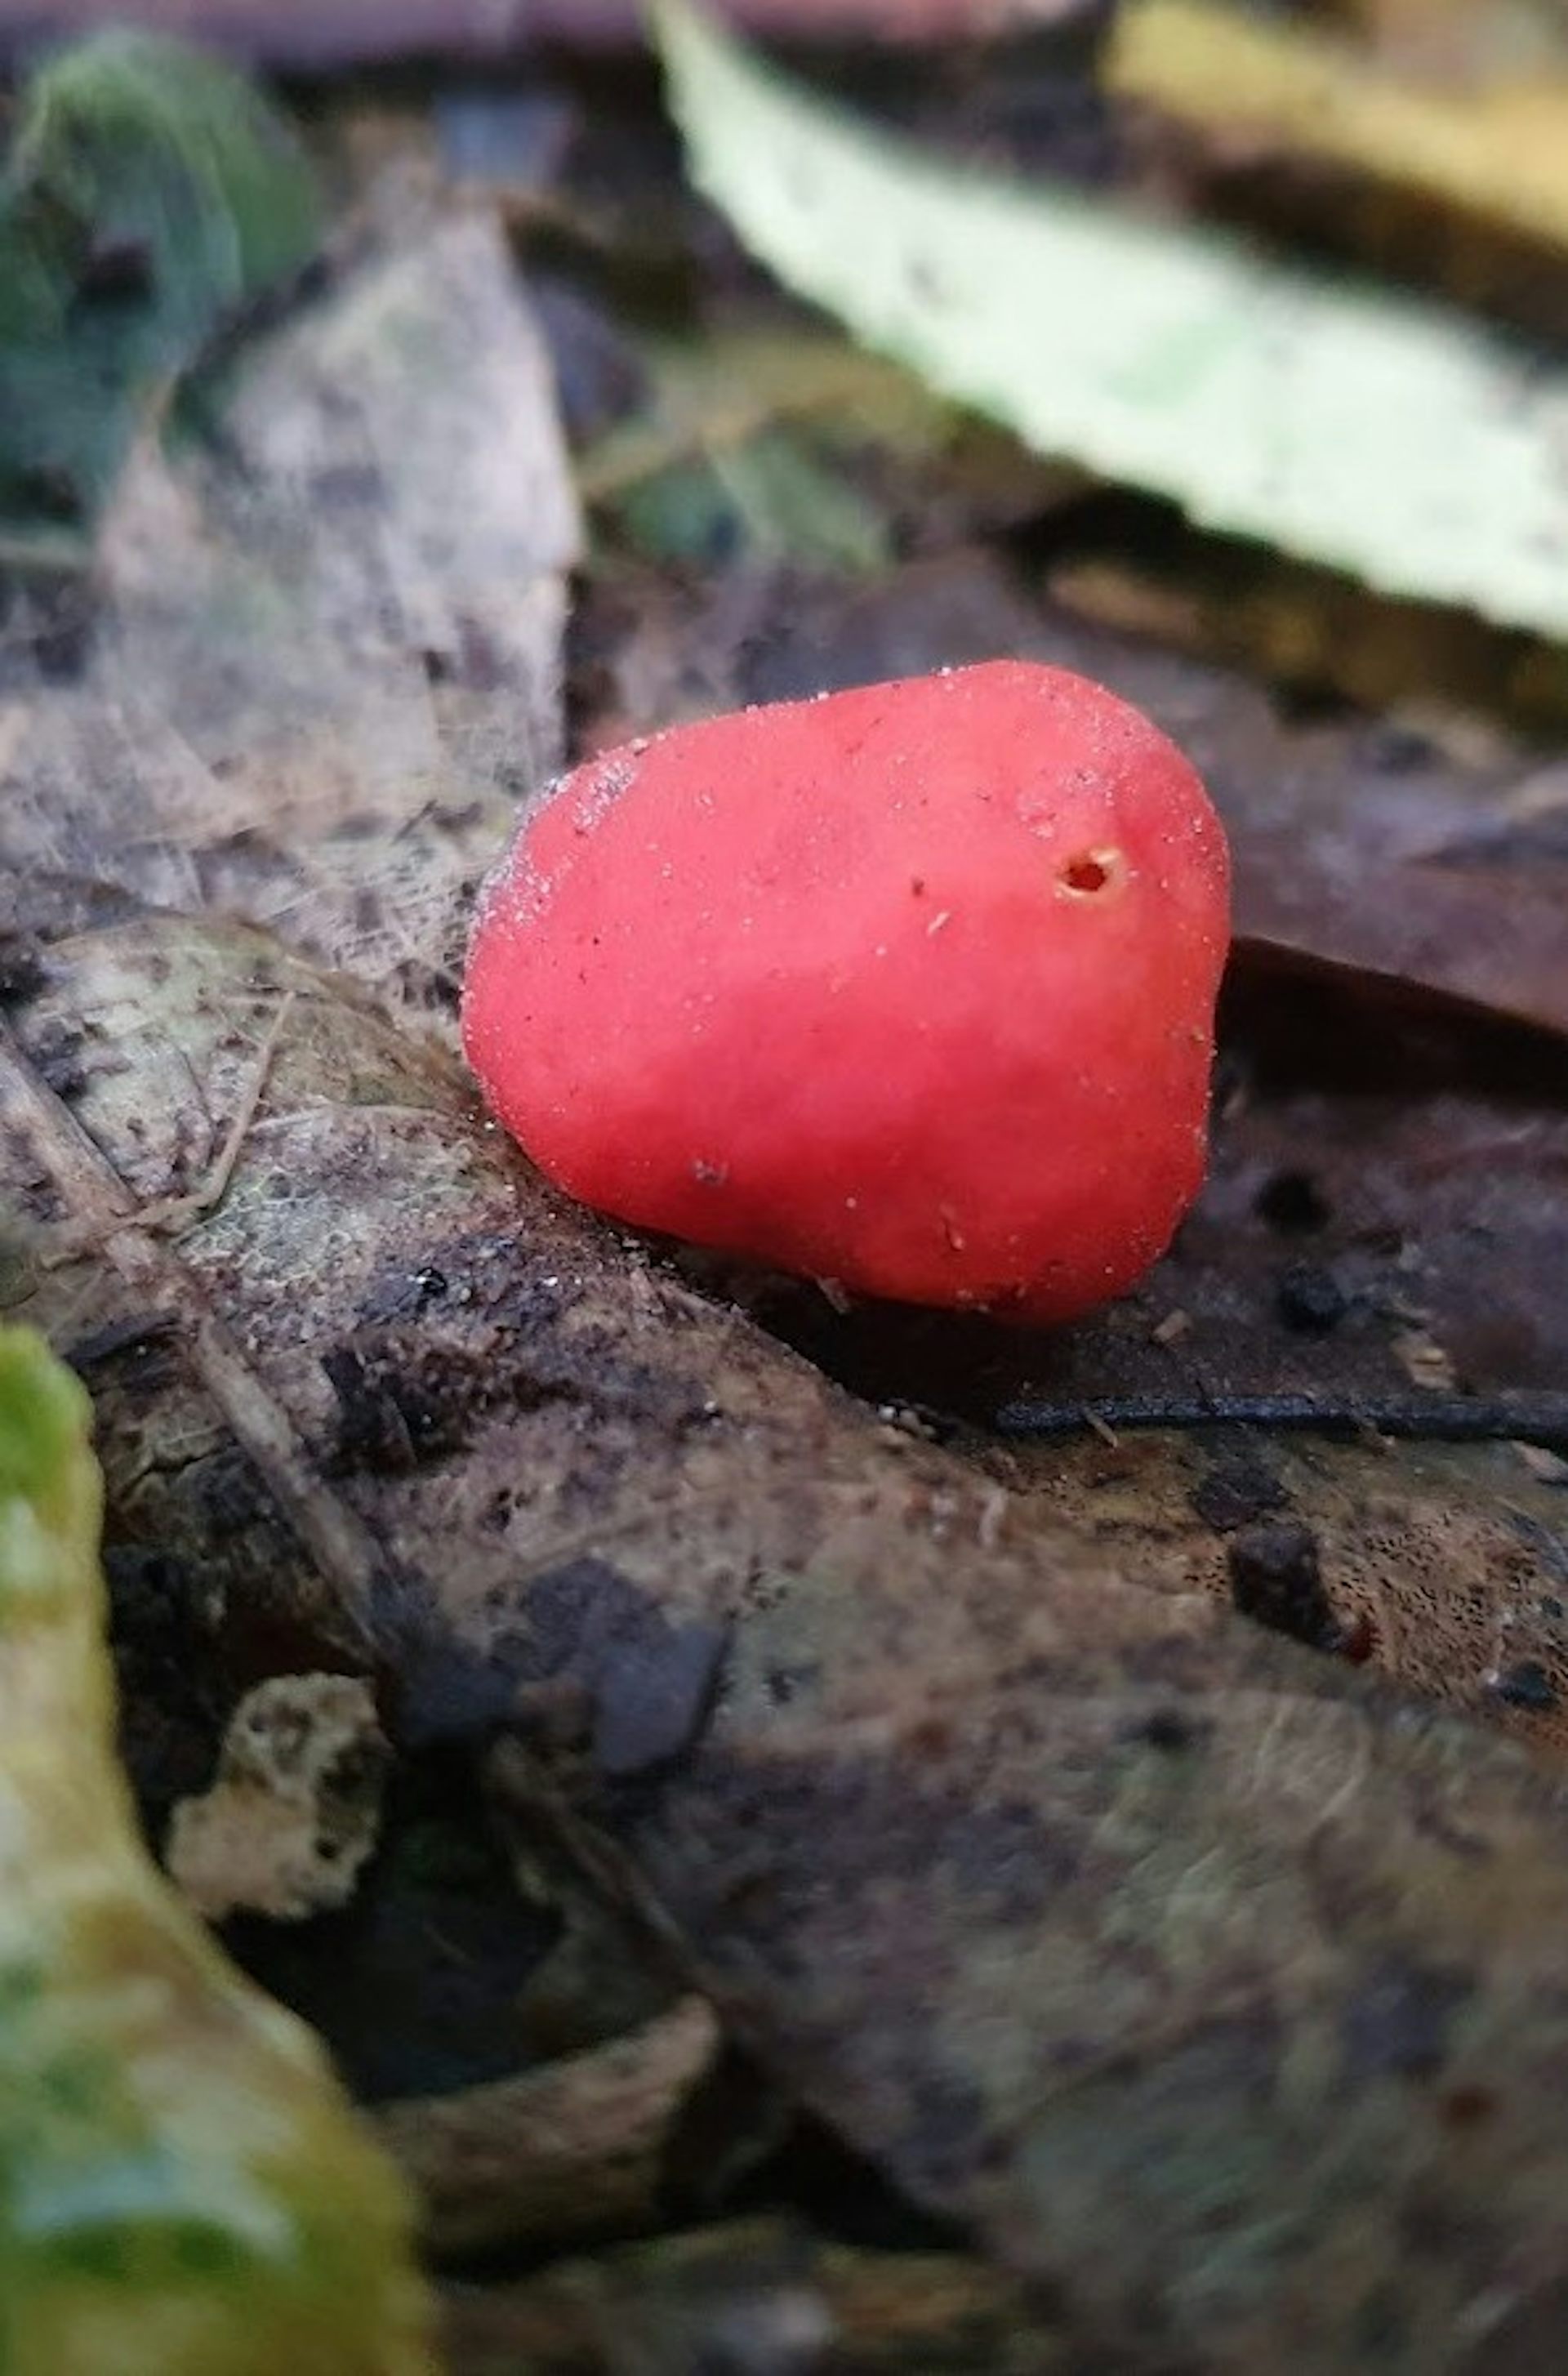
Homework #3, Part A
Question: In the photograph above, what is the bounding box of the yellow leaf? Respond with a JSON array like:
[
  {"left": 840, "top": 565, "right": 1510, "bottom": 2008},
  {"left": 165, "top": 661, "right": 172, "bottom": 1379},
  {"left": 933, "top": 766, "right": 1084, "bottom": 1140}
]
[{"left": 1109, "top": 0, "right": 1568, "bottom": 259}]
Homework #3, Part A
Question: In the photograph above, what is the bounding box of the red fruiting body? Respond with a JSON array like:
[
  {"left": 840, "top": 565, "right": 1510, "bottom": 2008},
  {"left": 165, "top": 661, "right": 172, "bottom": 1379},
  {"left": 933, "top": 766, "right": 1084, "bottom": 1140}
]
[{"left": 462, "top": 661, "right": 1231, "bottom": 1323}]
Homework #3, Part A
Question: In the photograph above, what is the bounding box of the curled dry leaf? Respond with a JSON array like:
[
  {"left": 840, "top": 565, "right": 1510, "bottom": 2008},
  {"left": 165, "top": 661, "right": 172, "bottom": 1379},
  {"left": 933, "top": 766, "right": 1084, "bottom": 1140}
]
[
  {"left": 8, "top": 897, "right": 1568, "bottom": 2368},
  {"left": 376, "top": 1995, "right": 719, "bottom": 2259},
  {"left": 437, "top": 2215, "right": 1071, "bottom": 2376}
]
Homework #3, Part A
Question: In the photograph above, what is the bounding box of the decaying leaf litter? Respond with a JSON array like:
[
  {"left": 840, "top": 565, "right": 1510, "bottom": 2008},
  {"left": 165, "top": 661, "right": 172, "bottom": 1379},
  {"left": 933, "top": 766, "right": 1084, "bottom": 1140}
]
[{"left": 1, "top": 4, "right": 1567, "bottom": 2369}]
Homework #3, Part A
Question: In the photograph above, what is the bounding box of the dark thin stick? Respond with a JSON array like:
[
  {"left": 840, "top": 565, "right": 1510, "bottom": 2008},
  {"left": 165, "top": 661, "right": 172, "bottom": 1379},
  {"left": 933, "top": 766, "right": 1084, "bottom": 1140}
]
[{"left": 992, "top": 1391, "right": 1568, "bottom": 1456}]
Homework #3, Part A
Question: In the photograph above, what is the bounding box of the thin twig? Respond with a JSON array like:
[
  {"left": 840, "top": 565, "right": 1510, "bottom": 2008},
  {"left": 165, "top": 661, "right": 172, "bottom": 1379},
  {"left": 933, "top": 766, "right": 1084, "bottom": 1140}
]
[{"left": 991, "top": 1390, "right": 1568, "bottom": 1456}]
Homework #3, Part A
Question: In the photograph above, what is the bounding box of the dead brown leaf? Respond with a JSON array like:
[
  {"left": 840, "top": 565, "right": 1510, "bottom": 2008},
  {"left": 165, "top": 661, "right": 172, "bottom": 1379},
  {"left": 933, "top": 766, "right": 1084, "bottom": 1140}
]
[
  {"left": 6, "top": 102, "right": 1568, "bottom": 2373},
  {"left": 7, "top": 899, "right": 1568, "bottom": 2368},
  {"left": 439, "top": 2217, "right": 1070, "bottom": 2376},
  {"left": 0, "top": 202, "right": 578, "bottom": 1032}
]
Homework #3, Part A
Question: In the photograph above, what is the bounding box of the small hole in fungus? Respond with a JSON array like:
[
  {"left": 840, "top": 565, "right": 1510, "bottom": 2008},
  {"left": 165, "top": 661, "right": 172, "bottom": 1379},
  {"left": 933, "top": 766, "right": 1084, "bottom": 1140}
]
[{"left": 1060, "top": 850, "right": 1116, "bottom": 896}]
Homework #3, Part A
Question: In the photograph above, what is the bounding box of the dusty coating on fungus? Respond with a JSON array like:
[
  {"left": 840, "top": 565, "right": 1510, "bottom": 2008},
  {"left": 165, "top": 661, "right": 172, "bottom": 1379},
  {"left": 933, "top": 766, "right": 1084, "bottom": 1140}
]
[{"left": 462, "top": 662, "right": 1230, "bottom": 1322}]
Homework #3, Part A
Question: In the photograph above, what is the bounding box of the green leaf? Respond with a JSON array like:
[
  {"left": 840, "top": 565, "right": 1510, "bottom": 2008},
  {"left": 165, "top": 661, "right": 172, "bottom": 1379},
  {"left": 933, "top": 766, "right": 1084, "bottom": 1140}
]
[
  {"left": 580, "top": 323, "right": 943, "bottom": 570},
  {"left": 611, "top": 429, "right": 890, "bottom": 569},
  {"left": 0, "top": 30, "right": 320, "bottom": 547},
  {"left": 653, "top": 0, "right": 1568, "bottom": 643},
  {"left": 0, "top": 1326, "right": 432, "bottom": 2374}
]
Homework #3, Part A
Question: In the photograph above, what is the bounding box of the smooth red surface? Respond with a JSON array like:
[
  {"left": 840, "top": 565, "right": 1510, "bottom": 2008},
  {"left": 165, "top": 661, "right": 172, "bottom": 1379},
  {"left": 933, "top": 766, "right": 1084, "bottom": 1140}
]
[{"left": 463, "top": 662, "right": 1231, "bottom": 1322}]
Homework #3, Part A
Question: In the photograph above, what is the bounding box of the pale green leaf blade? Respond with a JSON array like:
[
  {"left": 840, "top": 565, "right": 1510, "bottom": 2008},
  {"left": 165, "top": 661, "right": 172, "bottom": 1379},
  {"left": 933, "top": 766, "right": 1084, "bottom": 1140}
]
[
  {"left": 653, "top": 0, "right": 1568, "bottom": 642},
  {"left": 0, "top": 1326, "right": 433, "bottom": 2374}
]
